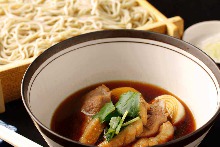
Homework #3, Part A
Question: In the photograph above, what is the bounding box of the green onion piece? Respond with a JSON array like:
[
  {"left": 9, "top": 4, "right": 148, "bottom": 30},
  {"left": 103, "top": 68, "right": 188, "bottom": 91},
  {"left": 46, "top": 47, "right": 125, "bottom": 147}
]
[
  {"left": 122, "top": 117, "right": 140, "bottom": 127},
  {"left": 104, "top": 117, "right": 121, "bottom": 142},
  {"left": 115, "top": 110, "right": 128, "bottom": 134}
]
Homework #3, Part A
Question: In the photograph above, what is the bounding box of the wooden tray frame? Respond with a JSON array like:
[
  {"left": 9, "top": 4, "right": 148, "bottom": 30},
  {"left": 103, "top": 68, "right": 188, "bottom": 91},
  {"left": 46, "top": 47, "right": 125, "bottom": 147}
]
[{"left": 0, "top": 0, "right": 184, "bottom": 112}]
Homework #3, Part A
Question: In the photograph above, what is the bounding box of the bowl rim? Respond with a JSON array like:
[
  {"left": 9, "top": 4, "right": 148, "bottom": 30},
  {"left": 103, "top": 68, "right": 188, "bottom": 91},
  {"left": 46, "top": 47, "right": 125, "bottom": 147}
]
[
  {"left": 183, "top": 20, "right": 220, "bottom": 42},
  {"left": 183, "top": 20, "right": 220, "bottom": 64},
  {"left": 21, "top": 29, "right": 220, "bottom": 147},
  {"left": 184, "top": 20, "right": 220, "bottom": 34}
]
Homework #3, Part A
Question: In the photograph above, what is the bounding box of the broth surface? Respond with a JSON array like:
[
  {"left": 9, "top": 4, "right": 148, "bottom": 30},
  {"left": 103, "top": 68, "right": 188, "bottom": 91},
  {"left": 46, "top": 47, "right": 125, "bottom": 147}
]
[{"left": 51, "top": 81, "right": 196, "bottom": 145}]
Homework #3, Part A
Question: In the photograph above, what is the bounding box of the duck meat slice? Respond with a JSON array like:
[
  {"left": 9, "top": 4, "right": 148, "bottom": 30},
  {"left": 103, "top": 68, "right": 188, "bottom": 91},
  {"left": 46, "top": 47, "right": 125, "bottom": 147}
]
[
  {"left": 79, "top": 85, "right": 111, "bottom": 145},
  {"left": 132, "top": 121, "right": 174, "bottom": 147},
  {"left": 81, "top": 85, "right": 111, "bottom": 116},
  {"left": 139, "top": 97, "right": 149, "bottom": 126},
  {"left": 98, "top": 119, "right": 143, "bottom": 147},
  {"left": 139, "top": 100, "right": 168, "bottom": 137},
  {"left": 79, "top": 118, "right": 105, "bottom": 145}
]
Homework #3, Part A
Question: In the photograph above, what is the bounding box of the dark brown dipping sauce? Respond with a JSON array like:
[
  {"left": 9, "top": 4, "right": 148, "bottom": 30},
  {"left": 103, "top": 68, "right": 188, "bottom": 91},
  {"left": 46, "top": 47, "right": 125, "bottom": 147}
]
[{"left": 51, "top": 81, "right": 196, "bottom": 144}]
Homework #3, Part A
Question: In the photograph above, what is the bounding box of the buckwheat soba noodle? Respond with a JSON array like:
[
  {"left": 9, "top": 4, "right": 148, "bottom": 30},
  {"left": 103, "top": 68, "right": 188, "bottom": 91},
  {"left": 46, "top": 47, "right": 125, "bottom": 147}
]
[{"left": 0, "top": 0, "right": 155, "bottom": 65}]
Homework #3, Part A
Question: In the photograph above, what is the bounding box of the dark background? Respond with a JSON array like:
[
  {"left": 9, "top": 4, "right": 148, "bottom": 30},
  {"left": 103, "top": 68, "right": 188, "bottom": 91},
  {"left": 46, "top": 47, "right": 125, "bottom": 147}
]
[
  {"left": 0, "top": 0, "right": 220, "bottom": 146},
  {"left": 149, "top": 0, "right": 220, "bottom": 29}
]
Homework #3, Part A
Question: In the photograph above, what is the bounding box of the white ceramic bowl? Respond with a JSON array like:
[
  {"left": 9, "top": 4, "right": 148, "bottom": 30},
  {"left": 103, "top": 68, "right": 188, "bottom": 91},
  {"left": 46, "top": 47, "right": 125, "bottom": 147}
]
[
  {"left": 183, "top": 21, "right": 220, "bottom": 63},
  {"left": 21, "top": 30, "right": 220, "bottom": 147}
]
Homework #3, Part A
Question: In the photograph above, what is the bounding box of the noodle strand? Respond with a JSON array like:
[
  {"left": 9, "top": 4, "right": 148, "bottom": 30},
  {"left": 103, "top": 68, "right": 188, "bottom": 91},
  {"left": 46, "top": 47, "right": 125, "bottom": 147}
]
[{"left": 0, "top": 0, "right": 155, "bottom": 65}]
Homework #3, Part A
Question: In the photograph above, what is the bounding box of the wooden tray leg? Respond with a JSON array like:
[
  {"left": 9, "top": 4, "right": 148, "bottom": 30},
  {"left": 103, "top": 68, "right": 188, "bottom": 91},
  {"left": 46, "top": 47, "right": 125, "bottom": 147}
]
[
  {"left": 167, "top": 16, "right": 184, "bottom": 39},
  {"left": 0, "top": 80, "right": 5, "bottom": 113},
  {"left": 137, "top": 0, "right": 184, "bottom": 39}
]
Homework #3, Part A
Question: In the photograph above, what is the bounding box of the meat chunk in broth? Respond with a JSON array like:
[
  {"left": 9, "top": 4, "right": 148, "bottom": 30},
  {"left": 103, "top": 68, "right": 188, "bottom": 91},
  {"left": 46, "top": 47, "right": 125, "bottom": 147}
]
[
  {"left": 139, "top": 97, "right": 149, "bottom": 126},
  {"left": 80, "top": 85, "right": 111, "bottom": 145},
  {"left": 139, "top": 100, "right": 168, "bottom": 137},
  {"left": 98, "top": 119, "right": 143, "bottom": 147},
  {"left": 132, "top": 121, "right": 174, "bottom": 147},
  {"left": 81, "top": 85, "right": 111, "bottom": 116},
  {"left": 79, "top": 118, "right": 105, "bottom": 145}
]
